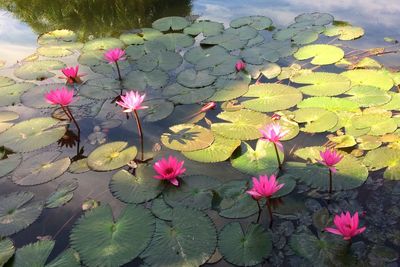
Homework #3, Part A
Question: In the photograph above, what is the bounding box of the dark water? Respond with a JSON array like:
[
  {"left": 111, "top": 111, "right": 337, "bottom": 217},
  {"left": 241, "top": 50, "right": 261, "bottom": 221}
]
[{"left": 0, "top": 0, "right": 400, "bottom": 266}]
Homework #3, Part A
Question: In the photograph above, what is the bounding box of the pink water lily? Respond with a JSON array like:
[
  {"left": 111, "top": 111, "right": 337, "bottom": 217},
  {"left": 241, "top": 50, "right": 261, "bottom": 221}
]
[
  {"left": 104, "top": 48, "right": 126, "bottom": 63},
  {"left": 61, "top": 65, "right": 85, "bottom": 84},
  {"left": 235, "top": 60, "right": 246, "bottom": 72},
  {"left": 259, "top": 123, "right": 289, "bottom": 150},
  {"left": 247, "top": 174, "right": 284, "bottom": 200},
  {"left": 45, "top": 87, "right": 74, "bottom": 106},
  {"left": 325, "top": 211, "right": 366, "bottom": 240},
  {"left": 116, "top": 91, "right": 148, "bottom": 113},
  {"left": 318, "top": 148, "right": 343, "bottom": 173},
  {"left": 153, "top": 156, "right": 186, "bottom": 186}
]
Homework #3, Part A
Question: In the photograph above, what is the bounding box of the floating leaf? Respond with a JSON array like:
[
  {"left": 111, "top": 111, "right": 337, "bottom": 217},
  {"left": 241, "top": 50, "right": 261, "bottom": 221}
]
[
  {"left": 14, "top": 60, "right": 66, "bottom": 80},
  {"left": 38, "top": 29, "right": 77, "bottom": 45},
  {"left": 242, "top": 83, "right": 302, "bottom": 112},
  {"left": 294, "top": 44, "right": 344, "bottom": 65},
  {"left": 209, "top": 75, "right": 250, "bottom": 101},
  {"left": 324, "top": 25, "right": 364, "bottom": 40},
  {"left": 298, "top": 97, "right": 360, "bottom": 112},
  {"left": 0, "top": 191, "right": 43, "bottom": 236},
  {"left": 13, "top": 240, "right": 54, "bottom": 267},
  {"left": 136, "top": 50, "right": 182, "bottom": 72},
  {"left": 345, "top": 85, "right": 391, "bottom": 107},
  {"left": 79, "top": 78, "right": 120, "bottom": 100},
  {"left": 329, "top": 135, "right": 357, "bottom": 148},
  {"left": 353, "top": 57, "right": 382, "bottom": 69},
  {"left": 163, "top": 175, "right": 221, "bottom": 210},
  {"left": 161, "top": 124, "right": 214, "bottom": 152},
  {"left": 46, "top": 248, "right": 81, "bottom": 267},
  {"left": 0, "top": 76, "right": 15, "bottom": 87},
  {"left": 139, "top": 99, "right": 174, "bottom": 122},
  {"left": 120, "top": 28, "right": 162, "bottom": 45},
  {"left": 154, "top": 33, "right": 194, "bottom": 50},
  {"left": 219, "top": 222, "right": 272, "bottom": 266},
  {"left": 211, "top": 109, "right": 269, "bottom": 140},
  {"left": 182, "top": 135, "right": 241, "bottom": 162},
  {"left": 184, "top": 20, "right": 224, "bottom": 36},
  {"left": 0, "top": 153, "right": 22, "bottom": 178},
  {"left": 231, "top": 140, "right": 284, "bottom": 175},
  {"left": 123, "top": 69, "right": 169, "bottom": 91},
  {"left": 290, "top": 72, "right": 351, "bottom": 96},
  {"left": 142, "top": 207, "right": 216, "bottom": 267},
  {"left": 293, "top": 108, "right": 338, "bottom": 133},
  {"left": 0, "top": 82, "right": 35, "bottom": 107},
  {"left": 0, "top": 238, "right": 14, "bottom": 266},
  {"left": 46, "top": 179, "right": 79, "bottom": 208},
  {"left": 87, "top": 141, "right": 137, "bottom": 171},
  {"left": 152, "top": 16, "right": 190, "bottom": 31},
  {"left": 70, "top": 204, "right": 155, "bottom": 267},
  {"left": 0, "top": 111, "right": 19, "bottom": 133},
  {"left": 82, "top": 37, "right": 124, "bottom": 52},
  {"left": 12, "top": 151, "right": 70, "bottom": 186},
  {"left": 110, "top": 167, "right": 164, "bottom": 204},
  {"left": 351, "top": 109, "right": 397, "bottom": 136},
  {"left": 295, "top": 12, "right": 334, "bottom": 26},
  {"left": 241, "top": 41, "right": 297, "bottom": 65},
  {"left": 151, "top": 197, "right": 173, "bottom": 221},
  {"left": 68, "top": 158, "right": 90, "bottom": 174},
  {"left": 0, "top": 117, "right": 66, "bottom": 152},
  {"left": 341, "top": 69, "right": 394, "bottom": 91},
  {"left": 379, "top": 92, "right": 400, "bottom": 110},
  {"left": 162, "top": 83, "right": 215, "bottom": 104},
  {"left": 230, "top": 16, "right": 272, "bottom": 30},
  {"left": 21, "top": 83, "right": 76, "bottom": 108},
  {"left": 177, "top": 69, "right": 216, "bottom": 88},
  {"left": 357, "top": 135, "right": 382, "bottom": 150},
  {"left": 363, "top": 147, "right": 400, "bottom": 180},
  {"left": 37, "top": 42, "right": 83, "bottom": 57}
]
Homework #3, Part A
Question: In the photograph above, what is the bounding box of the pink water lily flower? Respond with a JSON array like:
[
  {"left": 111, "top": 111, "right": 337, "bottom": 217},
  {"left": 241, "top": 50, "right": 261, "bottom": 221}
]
[
  {"left": 235, "top": 60, "right": 246, "bottom": 72},
  {"left": 104, "top": 48, "right": 126, "bottom": 63},
  {"left": 61, "top": 65, "right": 85, "bottom": 84},
  {"left": 259, "top": 123, "right": 289, "bottom": 151},
  {"left": 116, "top": 91, "right": 148, "bottom": 113},
  {"left": 318, "top": 148, "right": 343, "bottom": 173},
  {"left": 45, "top": 87, "right": 74, "bottom": 106},
  {"left": 325, "top": 211, "right": 366, "bottom": 240},
  {"left": 153, "top": 156, "right": 186, "bottom": 186},
  {"left": 247, "top": 174, "right": 284, "bottom": 200}
]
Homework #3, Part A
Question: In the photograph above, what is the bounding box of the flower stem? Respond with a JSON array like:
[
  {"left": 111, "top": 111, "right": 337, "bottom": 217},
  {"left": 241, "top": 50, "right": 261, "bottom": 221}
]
[
  {"left": 267, "top": 198, "right": 273, "bottom": 229},
  {"left": 256, "top": 200, "right": 262, "bottom": 223},
  {"left": 329, "top": 169, "right": 333, "bottom": 194},
  {"left": 133, "top": 110, "right": 144, "bottom": 161},
  {"left": 273, "top": 143, "right": 282, "bottom": 170},
  {"left": 115, "top": 61, "right": 122, "bottom": 82},
  {"left": 65, "top": 106, "right": 80, "bottom": 140},
  {"left": 60, "top": 106, "right": 73, "bottom": 121}
]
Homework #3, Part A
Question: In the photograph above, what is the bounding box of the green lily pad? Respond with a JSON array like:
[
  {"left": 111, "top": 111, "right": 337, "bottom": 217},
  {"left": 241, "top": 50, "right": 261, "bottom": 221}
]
[
  {"left": 46, "top": 179, "right": 79, "bottom": 208},
  {"left": 209, "top": 75, "right": 250, "bottom": 101},
  {"left": 123, "top": 69, "right": 169, "bottom": 90},
  {"left": 0, "top": 117, "right": 66, "bottom": 152},
  {"left": 242, "top": 83, "right": 302, "bottom": 112},
  {"left": 290, "top": 72, "right": 351, "bottom": 96},
  {"left": 294, "top": 44, "right": 344, "bottom": 65},
  {"left": 162, "top": 83, "right": 215, "bottom": 104},
  {"left": 288, "top": 146, "right": 368, "bottom": 190},
  {"left": 177, "top": 69, "right": 216, "bottom": 88},
  {"left": 0, "top": 111, "right": 19, "bottom": 133},
  {"left": 154, "top": 33, "right": 194, "bottom": 50},
  {"left": 246, "top": 62, "right": 281, "bottom": 80},
  {"left": 297, "top": 97, "right": 360, "bottom": 112},
  {"left": 0, "top": 153, "right": 22, "bottom": 178},
  {"left": 79, "top": 78, "right": 120, "bottom": 100},
  {"left": 161, "top": 123, "right": 214, "bottom": 152},
  {"left": 110, "top": 166, "right": 164, "bottom": 204},
  {"left": 345, "top": 85, "right": 391, "bottom": 107},
  {"left": 293, "top": 108, "right": 338, "bottom": 133},
  {"left": 329, "top": 134, "right": 357, "bottom": 148},
  {"left": 379, "top": 92, "right": 400, "bottom": 110},
  {"left": 120, "top": 28, "right": 163, "bottom": 45},
  {"left": 231, "top": 140, "right": 284, "bottom": 175},
  {"left": 182, "top": 135, "right": 241, "bottom": 163},
  {"left": 0, "top": 82, "right": 35, "bottom": 107},
  {"left": 138, "top": 99, "right": 174, "bottom": 122},
  {"left": 0, "top": 191, "right": 43, "bottom": 236},
  {"left": 14, "top": 60, "right": 66, "bottom": 80},
  {"left": 12, "top": 151, "right": 71, "bottom": 186},
  {"left": 272, "top": 175, "right": 297, "bottom": 198},
  {"left": 241, "top": 41, "right": 297, "bottom": 65},
  {"left": 152, "top": 16, "right": 190, "bottom": 31},
  {"left": 68, "top": 158, "right": 90, "bottom": 174},
  {"left": 211, "top": 109, "right": 269, "bottom": 140},
  {"left": 354, "top": 57, "right": 382, "bottom": 69},
  {"left": 46, "top": 248, "right": 81, "bottom": 267},
  {"left": 0, "top": 238, "right": 14, "bottom": 266},
  {"left": 0, "top": 76, "right": 15, "bottom": 87},
  {"left": 37, "top": 42, "right": 83, "bottom": 57},
  {"left": 136, "top": 50, "right": 182, "bottom": 72},
  {"left": 142, "top": 207, "right": 216, "bottom": 267},
  {"left": 356, "top": 135, "right": 382, "bottom": 150},
  {"left": 87, "top": 141, "right": 137, "bottom": 171},
  {"left": 151, "top": 196, "right": 173, "bottom": 221},
  {"left": 200, "top": 28, "right": 251, "bottom": 51},
  {"left": 219, "top": 222, "right": 272, "bottom": 266},
  {"left": 278, "top": 63, "right": 312, "bottom": 80},
  {"left": 163, "top": 175, "right": 221, "bottom": 210},
  {"left": 295, "top": 12, "right": 334, "bottom": 26},
  {"left": 38, "top": 29, "right": 77, "bottom": 45},
  {"left": 21, "top": 83, "right": 77, "bottom": 108},
  {"left": 341, "top": 69, "right": 394, "bottom": 91},
  {"left": 184, "top": 20, "right": 224, "bottom": 36},
  {"left": 82, "top": 37, "right": 124, "bottom": 52},
  {"left": 324, "top": 25, "right": 364, "bottom": 40},
  {"left": 70, "top": 204, "right": 155, "bottom": 267},
  {"left": 351, "top": 109, "right": 397, "bottom": 136},
  {"left": 184, "top": 45, "right": 229, "bottom": 66},
  {"left": 230, "top": 16, "right": 273, "bottom": 30},
  {"left": 363, "top": 147, "right": 400, "bottom": 180},
  {"left": 13, "top": 240, "right": 54, "bottom": 267}
]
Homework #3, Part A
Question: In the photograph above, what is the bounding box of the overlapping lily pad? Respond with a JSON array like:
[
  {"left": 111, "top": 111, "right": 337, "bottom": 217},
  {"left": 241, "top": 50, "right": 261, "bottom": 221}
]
[
  {"left": 14, "top": 60, "right": 66, "bottom": 80},
  {"left": 298, "top": 97, "right": 360, "bottom": 112},
  {"left": 152, "top": 16, "right": 190, "bottom": 31},
  {"left": 295, "top": 12, "right": 334, "bottom": 26},
  {"left": 123, "top": 69, "right": 169, "bottom": 90},
  {"left": 82, "top": 37, "right": 124, "bottom": 52},
  {"left": 37, "top": 42, "right": 83, "bottom": 57},
  {"left": 0, "top": 191, "right": 43, "bottom": 236},
  {"left": 0, "top": 82, "right": 35, "bottom": 106},
  {"left": 0, "top": 76, "right": 15, "bottom": 87},
  {"left": 38, "top": 29, "right": 77, "bottom": 45},
  {"left": 209, "top": 75, "right": 250, "bottom": 101},
  {"left": 0, "top": 238, "right": 14, "bottom": 266},
  {"left": 345, "top": 85, "right": 391, "bottom": 107},
  {"left": 70, "top": 204, "right": 155, "bottom": 267},
  {"left": 363, "top": 147, "right": 400, "bottom": 180},
  {"left": 341, "top": 69, "right": 394, "bottom": 91},
  {"left": 46, "top": 179, "right": 79, "bottom": 208},
  {"left": 294, "top": 44, "right": 344, "bottom": 65},
  {"left": 12, "top": 151, "right": 70, "bottom": 186},
  {"left": 230, "top": 16, "right": 272, "bottom": 30},
  {"left": 87, "top": 141, "right": 137, "bottom": 171},
  {"left": 154, "top": 33, "right": 194, "bottom": 50},
  {"left": 184, "top": 20, "right": 224, "bottom": 36},
  {"left": 241, "top": 41, "right": 297, "bottom": 65},
  {"left": 79, "top": 78, "right": 120, "bottom": 99},
  {"left": 177, "top": 69, "right": 216, "bottom": 88},
  {"left": 0, "top": 153, "right": 22, "bottom": 178},
  {"left": 293, "top": 108, "right": 338, "bottom": 133},
  {"left": 290, "top": 72, "right": 351, "bottom": 96},
  {"left": 139, "top": 99, "right": 174, "bottom": 122},
  {"left": 324, "top": 25, "right": 364, "bottom": 40},
  {"left": 0, "top": 111, "right": 19, "bottom": 133},
  {"left": 162, "top": 83, "right": 215, "bottom": 104}
]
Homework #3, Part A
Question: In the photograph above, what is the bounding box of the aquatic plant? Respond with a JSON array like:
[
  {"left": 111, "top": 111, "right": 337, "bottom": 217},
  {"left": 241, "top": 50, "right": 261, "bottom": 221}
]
[
  {"left": 60, "top": 65, "right": 85, "bottom": 85},
  {"left": 235, "top": 59, "right": 246, "bottom": 72},
  {"left": 259, "top": 123, "right": 289, "bottom": 170},
  {"left": 318, "top": 148, "right": 344, "bottom": 193},
  {"left": 325, "top": 211, "right": 366, "bottom": 241},
  {"left": 153, "top": 155, "right": 186, "bottom": 186},
  {"left": 104, "top": 47, "right": 126, "bottom": 81}
]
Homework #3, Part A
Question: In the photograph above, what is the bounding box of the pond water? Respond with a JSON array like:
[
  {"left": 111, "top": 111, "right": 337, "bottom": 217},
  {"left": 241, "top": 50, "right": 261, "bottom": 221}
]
[{"left": 0, "top": 0, "right": 400, "bottom": 266}]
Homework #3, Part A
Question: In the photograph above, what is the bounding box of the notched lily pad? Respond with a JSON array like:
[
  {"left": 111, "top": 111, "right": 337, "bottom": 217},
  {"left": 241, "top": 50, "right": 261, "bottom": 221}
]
[
  {"left": 14, "top": 60, "right": 66, "bottom": 80},
  {"left": 294, "top": 44, "right": 344, "bottom": 65},
  {"left": 46, "top": 179, "right": 79, "bottom": 208}
]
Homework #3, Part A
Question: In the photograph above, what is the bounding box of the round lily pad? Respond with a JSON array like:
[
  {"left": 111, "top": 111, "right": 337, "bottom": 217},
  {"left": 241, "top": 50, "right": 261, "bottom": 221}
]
[
  {"left": 162, "top": 83, "right": 215, "bottom": 104},
  {"left": 82, "top": 37, "right": 124, "bottom": 52},
  {"left": 219, "top": 222, "right": 272, "bottom": 266},
  {"left": 295, "top": 12, "right": 334, "bottom": 26},
  {"left": 363, "top": 147, "right": 400, "bottom": 180},
  {"left": 184, "top": 21, "right": 224, "bottom": 36},
  {"left": 120, "top": 28, "right": 163, "bottom": 45},
  {"left": 0, "top": 76, "right": 15, "bottom": 87},
  {"left": 151, "top": 196, "right": 173, "bottom": 221},
  {"left": 160, "top": 124, "right": 214, "bottom": 152},
  {"left": 0, "top": 117, "right": 67, "bottom": 152},
  {"left": 79, "top": 78, "right": 120, "bottom": 100},
  {"left": 242, "top": 83, "right": 302, "bottom": 112},
  {"left": 13, "top": 240, "right": 55, "bottom": 267},
  {"left": 21, "top": 83, "right": 76, "bottom": 108},
  {"left": 341, "top": 69, "right": 394, "bottom": 91},
  {"left": 110, "top": 167, "right": 164, "bottom": 204},
  {"left": 123, "top": 69, "right": 169, "bottom": 91},
  {"left": 241, "top": 41, "right": 297, "bottom": 65},
  {"left": 163, "top": 175, "right": 221, "bottom": 210},
  {"left": 68, "top": 158, "right": 90, "bottom": 173},
  {"left": 209, "top": 75, "right": 250, "bottom": 102},
  {"left": 345, "top": 85, "right": 391, "bottom": 107},
  {"left": 0, "top": 191, "right": 43, "bottom": 236},
  {"left": 201, "top": 28, "right": 254, "bottom": 51},
  {"left": 136, "top": 50, "right": 182, "bottom": 72},
  {"left": 139, "top": 99, "right": 174, "bottom": 122},
  {"left": 211, "top": 109, "right": 269, "bottom": 140},
  {"left": 37, "top": 42, "right": 83, "bottom": 57},
  {"left": 324, "top": 25, "right": 364, "bottom": 40},
  {"left": 0, "top": 111, "right": 19, "bottom": 133},
  {"left": 46, "top": 179, "right": 79, "bottom": 208},
  {"left": 357, "top": 135, "right": 382, "bottom": 150},
  {"left": 0, "top": 153, "right": 22, "bottom": 178},
  {"left": 293, "top": 108, "right": 338, "bottom": 133},
  {"left": 12, "top": 151, "right": 71, "bottom": 186},
  {"left": 142, "top": 207, "right": 216, "bottom": 267},
  {"left": 291, "top": 72, "right": 351, "bottom": 96},
  {"left": 38, "top": 29, "right": 77, "bottom": 45},
  {"left": 230, "top": 16, "right": 272, "bottom": 30},
  {"left": 351, "top": 109, "right": 397, "bottom": 136},
  {"left": 87, "top": 141, "right": 137, "bottom": 171},
  {"left": 297, "top": 97, "right": 360, "bottom": 112},
  {"left": 0, "top": 82, "right": 35, "bottom": 107},
  {"left": 70, "top": 204, "right": 155, "bottom": 267},
  {"left": 154, "top": 33, "right": 194, "bottom": 50},
  {"left": 0, "top": 238, "right": 14, "bottom": 266},
  {"left": 184, "top": 45, "right": 229, "bottom": 66},
  {"left": 177, "top": 69, "right": 216, "bottom": 88},
  {"left": 152, "top": 16, "right": 190, "bottom": 31},
  {"left": 14, "top": 60, "right": 66, "bottom": 80},
  {"left": 294, "top": 44, "right": 344, "bottom": 65},
  {"left": 46, "top": 248, "right": 81, "bottom": 267},
  {"left": 231, "top": 140, "right": 284, "bottom": 175},
  {"left": 329, "top": 134, "right": 357, "bottom": 148},
  {"left": 182, "top": 135, "right": 241, "bottom": 163}
]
